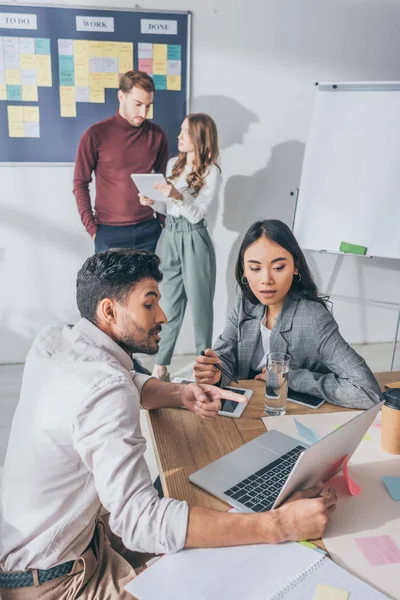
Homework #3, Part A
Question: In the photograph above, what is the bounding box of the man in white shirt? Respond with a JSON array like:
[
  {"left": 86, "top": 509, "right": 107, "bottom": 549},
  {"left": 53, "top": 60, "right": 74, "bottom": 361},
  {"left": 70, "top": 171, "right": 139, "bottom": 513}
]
[{"left": 0, "top": 249, "right": 337, "bottom": 599}]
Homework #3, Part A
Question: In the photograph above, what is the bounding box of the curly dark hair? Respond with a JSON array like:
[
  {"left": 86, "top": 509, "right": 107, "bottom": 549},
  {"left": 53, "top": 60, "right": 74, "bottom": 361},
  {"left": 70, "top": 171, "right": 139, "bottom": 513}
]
[{"left": 76, "top": 249, "right": 163, "bottom": 324}]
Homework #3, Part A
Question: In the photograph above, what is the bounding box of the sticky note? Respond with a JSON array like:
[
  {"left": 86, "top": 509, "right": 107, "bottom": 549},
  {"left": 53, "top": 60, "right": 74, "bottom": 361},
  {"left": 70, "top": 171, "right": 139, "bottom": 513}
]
[
  {"left": 21, "top": 70, "right": 37, "bottom": 86},
  {"left": 119, "top": 51, "right": 133, "bottom": 74},
  {"left": 119, "top": 42, "right": 133, "bottom": 56},
  {"left": 294, "top": 418, "right": 321, "bottom": 444},
  {"left": 167, "top": 60, "right": 181, "bottom": 76},
  {"left": 75, "top": 86, "right": 90, "bottom": 103},
  {"left": 147, "top": 104, "right": 153, "bottom": 119},
  {"left": 314, "top": 584, "right": 348, "bottom": 600},
  {"left": 58, "top": 39, "right": 74, "bottom": 56},
  {"left": 74, "top": 59, "right": 89, "bottom": 87},
  {"left": 20, "top": 54, "right": 35, "bottom": 70},
  {"left": 362, "top": 432, "right": 372, "bottom": 441},
  {"left": 153, "top": 75, "right": 166, "bottom": 90},
  {"left": 35, "top": 55, "right": 52, "bottom": 87},
  {"left": 167, "top": 75, "right": 182, "bottom": 91},
  {"left": 6, "top": 69, "right": 21, "bottom": 85},
  {"left": 90, "top": 88, "right": 105, "bottom": 103},
  {"left": 19, "top": 38, "right": 35, "bottom": 54},
  {"left": 153, "top": 44, "right": 167, "bottom": 60},
  {"left": 0, "top": 84, "right": 6, "bottom": 100},
  {"left": 7, "top": 85, "right": 22, "bottom": 101},
  {"left": 4, "top": 37, "right": 19, "bottom": 54},
  {"left": 382, "top": 476, "right": 400, "bottom": 500},
  {"left": 60, "top": 86, "right": 76, "bottom": 117},
  {"left": 103, "top": 42, "right": 120, "bottom": 57},
  {"left": 89, "top": 41, "right": 104, "bottom": 57},
  {"left": 343, "top": 455, "right": 361, "bottom": 496},
  {"left": 59, "top": 56, "right": 75, "bottom": 86},
  {"left": 22, "top": 85, "right": 38, "bottom": 102},
  {"left": 35, "top": 38, "right": 50, "bottom": 55},
  {"left": 89, "top": 57, "right": 104, "bottom": 73},
  {"left": 8, "top": 122, "right": 24, "bottom": 138},
  {"left": 355, "top": 535, "right": 400, "bottom": 566},
  {"left": 89, "top": 72, "right": 104, "bottom": 91},
  {"left": 103, "top": 72, "right": 119, "bottom": 88},
  {"left": 7, "top": 106, "right": 24, "bottom": 122},
  {"left": 0, "top": 66, "right": 4, "bottom": 85},
  {"left": 138, "top": 43, "right": 153, "bottom": 59},
  {"left": 5, "top": 53, "right": 20, "bottom": 70},
  {"left": 104, "top": 57, "right": 118, "bottom": 73},
  {"left": 74, "top": 40, "right": 89, "bottom": 59},
  {"left": 59, "top": 71, "right": 74, "bottom": 86},
  {"left": 138, "top": 58, "right": 153, "bottom": 74},
  {"left": 24, "top": 122, "right": 40, "bottom": 138},
  {"left": 168, "top": 44, "right": 181, "bottom": 60},
  {"left": 24, "top": 106, "right": 39, "bottom": 123}
]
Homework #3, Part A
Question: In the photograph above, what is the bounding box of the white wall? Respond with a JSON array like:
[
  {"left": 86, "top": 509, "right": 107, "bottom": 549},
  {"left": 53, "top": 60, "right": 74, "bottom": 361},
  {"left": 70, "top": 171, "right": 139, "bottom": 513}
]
[{"left": 1, "top": 0, "right": 400, "bottom": 363}]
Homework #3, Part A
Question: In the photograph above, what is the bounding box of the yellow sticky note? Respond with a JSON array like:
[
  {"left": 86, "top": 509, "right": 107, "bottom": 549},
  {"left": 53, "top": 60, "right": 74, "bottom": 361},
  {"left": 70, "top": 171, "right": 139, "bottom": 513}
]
[
  {"left": 153, "top": 59, "right": 167, "bottom": 75},
  {"left": 314, "top": 583, "right": 349, "bottom": 600},
  {"left": 22, "top": 85, "right": 38, "bottom": 102},
  {"left": 60, "top": 86, "right": 76, "bottom": 117},
  {"left": 167, "top": 75, "right": 181, "bottom": 91},
  {"left": 103, "top": 42, "right": 120, "bottom": 57},
  {"left": 35, "top": 55, "right": 52, "bottom": 87},
  {"left": 89, "top": 72, "right": 104, "bottom": 91},
  {"left": 119, "top": 53, "right": 133, "bottom": 73},
  {"left": 8, "top": 122, "right": 25, "bottom": 138},
  {"left": 74, "top": 40, "right": 89, "bottom": 59},
  {"left": 104, "top": 72, "right": 119, "bottom": 88},
  {"left": 90, "top": 88, "right": 105, "bottom": 103},
  {"left": 6, "top": 70, "right": 21, "bottom": 85},
  {"left": 74, "top": 58, "right": 89, "bottom": 86},
  {"left": 153, "top": 44, "right": 167, "bottom": 60},
  {"left": 0, "top": 84, "right": 7, "bottom": 100},
  {"left": 7, "top": 106, "right": 24, "bottom": 122},
  {"left": 147, "top": 104, "right": 153, "bottom": 119},
  {"left": 119, "top": 42, "right": 133, "bottom": 55},
  {"left": 20, "top": 54, "right": 36, "bottom": 70},
  {"left": 24, "top": 106, "right": 40, "bottom": 123},
  {"left": 89, "top": 41, "right": 104, "bottom": 57}
]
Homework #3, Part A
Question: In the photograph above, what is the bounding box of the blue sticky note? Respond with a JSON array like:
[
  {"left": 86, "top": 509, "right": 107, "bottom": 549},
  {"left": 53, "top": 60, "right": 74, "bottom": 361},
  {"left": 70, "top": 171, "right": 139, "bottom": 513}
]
[
  {"left": 153, "top": 75, "right": 166, "bottom": 90},
  {"left": 7, "top": 85, "right": 22, "bottom": 101},
  {"left": 382, "top": 476, "right": 400, "bottom": 501},
  {"left": 59, "top": 56, "right": 74, "bottom": 73},
  {"left": 294, "top": 418, "right": 321, "bottom": 444},
  {"left": 59, "top": 71, "right": 74, "bottom": 86},
  {"left": 168, "top": 45, "right": 181, "bottom": 60},
  {"left": 35, "top": 38, "right": 51, "bottom": 55}
]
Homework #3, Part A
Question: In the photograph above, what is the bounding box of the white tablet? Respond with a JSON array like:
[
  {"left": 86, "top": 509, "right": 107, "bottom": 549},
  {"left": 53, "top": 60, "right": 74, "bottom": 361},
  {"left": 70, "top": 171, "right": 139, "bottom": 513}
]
[
  {"left": 172, "top": 377, "right": 253, "bottom": 418},
  {"left": 131, "top": 173, "right": 168, "bottom": 203}
]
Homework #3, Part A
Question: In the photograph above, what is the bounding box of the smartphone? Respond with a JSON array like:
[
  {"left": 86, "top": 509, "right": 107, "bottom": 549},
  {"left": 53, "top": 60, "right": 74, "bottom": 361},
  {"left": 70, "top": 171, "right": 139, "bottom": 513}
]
[
  {"left": 172, "top": 378, "right": 253, "bottom": 418},
  {"left": 287, "top": 389, "right": 325, "bottom": 409}
]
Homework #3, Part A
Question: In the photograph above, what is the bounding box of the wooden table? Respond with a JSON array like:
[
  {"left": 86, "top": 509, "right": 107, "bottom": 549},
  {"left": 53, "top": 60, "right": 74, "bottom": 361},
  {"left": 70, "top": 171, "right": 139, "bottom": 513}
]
[{"left": 148, "top": 372, "right": 398, "bottom": 513}]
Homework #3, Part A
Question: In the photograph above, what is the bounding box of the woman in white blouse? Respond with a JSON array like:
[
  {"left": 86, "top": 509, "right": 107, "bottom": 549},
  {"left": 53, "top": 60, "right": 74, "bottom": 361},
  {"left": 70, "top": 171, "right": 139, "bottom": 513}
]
[{"left": 139, "top": 113, "right": 221, "bottom": 380}]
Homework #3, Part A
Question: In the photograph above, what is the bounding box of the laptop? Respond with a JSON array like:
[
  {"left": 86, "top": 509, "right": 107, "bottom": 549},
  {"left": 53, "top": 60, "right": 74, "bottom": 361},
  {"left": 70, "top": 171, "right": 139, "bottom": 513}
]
[{"left": 189, "top": 401, "right": 383, "bottom": 513}]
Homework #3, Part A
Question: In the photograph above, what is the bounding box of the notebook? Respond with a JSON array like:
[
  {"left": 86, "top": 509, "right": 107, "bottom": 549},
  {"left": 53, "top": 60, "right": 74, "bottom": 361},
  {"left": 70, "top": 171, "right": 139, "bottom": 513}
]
[{"left": 125, "top": 540, "right": 388, "bottom": 600}]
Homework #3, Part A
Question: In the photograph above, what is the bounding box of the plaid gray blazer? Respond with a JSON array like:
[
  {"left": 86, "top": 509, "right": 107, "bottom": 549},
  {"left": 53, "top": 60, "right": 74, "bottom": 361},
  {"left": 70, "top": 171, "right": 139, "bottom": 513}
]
[{"left": 213, "top": 292, "right": 381, "bottom": 409}]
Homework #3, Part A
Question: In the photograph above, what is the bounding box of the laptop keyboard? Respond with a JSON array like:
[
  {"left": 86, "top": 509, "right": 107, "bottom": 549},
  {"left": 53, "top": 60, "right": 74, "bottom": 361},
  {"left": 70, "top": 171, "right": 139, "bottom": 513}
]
[{"left": 223, "top": 445, "right": 306, "bottom": 512}]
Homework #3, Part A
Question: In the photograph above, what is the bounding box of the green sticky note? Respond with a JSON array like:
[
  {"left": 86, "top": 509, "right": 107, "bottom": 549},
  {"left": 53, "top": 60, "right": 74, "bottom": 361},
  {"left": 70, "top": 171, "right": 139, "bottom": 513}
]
[
  {"left": 314, "top": 583, "right": 349, "bottom": 600},
  {"left": 362, "top": 432, "right": 372, "bottom": 441},
  {"left": 339, "top": 241, "right": 367, "bottom": 255}
]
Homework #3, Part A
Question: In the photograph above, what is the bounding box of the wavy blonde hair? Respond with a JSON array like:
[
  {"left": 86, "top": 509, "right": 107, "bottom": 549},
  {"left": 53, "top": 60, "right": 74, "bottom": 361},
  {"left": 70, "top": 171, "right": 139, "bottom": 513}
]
[{"left": 169, "top": 113, "right": 220, "bottom": 197}]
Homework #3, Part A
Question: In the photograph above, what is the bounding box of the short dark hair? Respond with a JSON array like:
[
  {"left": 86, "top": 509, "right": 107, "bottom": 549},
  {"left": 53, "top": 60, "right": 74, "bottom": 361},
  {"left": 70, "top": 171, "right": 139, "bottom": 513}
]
[
  {"left": 119, "top": 70, "right": 155, "bottom": 94},
  {"left": 76, "top": 249, "right": 163, "bottom": 324}
]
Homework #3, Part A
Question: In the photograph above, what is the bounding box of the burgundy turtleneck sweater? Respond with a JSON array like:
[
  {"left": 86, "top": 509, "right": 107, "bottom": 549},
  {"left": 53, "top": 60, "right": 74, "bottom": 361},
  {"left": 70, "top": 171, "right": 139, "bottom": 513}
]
[{"left": 73, "top": 112, "right": 168, "bottom": 237}]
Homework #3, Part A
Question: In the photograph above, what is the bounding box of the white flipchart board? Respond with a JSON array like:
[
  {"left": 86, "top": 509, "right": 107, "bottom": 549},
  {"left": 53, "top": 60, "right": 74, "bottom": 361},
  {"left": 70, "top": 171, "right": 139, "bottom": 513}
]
[{"left": 294, "top": 82, "right": 400, "bottom": 260}]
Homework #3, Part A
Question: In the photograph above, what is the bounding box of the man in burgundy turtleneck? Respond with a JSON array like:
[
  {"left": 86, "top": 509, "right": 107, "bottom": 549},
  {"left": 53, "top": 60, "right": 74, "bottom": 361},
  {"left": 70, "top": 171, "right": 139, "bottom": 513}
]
[{"left": 73, "top": 70, "right": 168, "bottom": 253}]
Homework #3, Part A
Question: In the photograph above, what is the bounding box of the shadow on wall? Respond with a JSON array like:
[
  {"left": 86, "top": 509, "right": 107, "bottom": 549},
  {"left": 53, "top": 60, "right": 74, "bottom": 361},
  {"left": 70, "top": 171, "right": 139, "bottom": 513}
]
[
  {"left": 190, "top": 95, "right": 259, "bottom": 235},
  {"left": 222, "top": 140, "right": 306, "bottom": 316}
]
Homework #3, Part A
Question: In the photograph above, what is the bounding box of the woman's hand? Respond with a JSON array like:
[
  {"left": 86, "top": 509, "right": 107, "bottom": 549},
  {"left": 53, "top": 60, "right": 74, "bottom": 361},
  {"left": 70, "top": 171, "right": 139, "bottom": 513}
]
[
  {"left": 193, "top": 349, "right": 222, "bottom": 385},
  {"left": 154, "top": 182, "right": 183, "bottom": 201},
  {"left": 138, "top": 193, "right": 154, "bottom": 206},
  {"left": 255, "top": 367, "right": 266, "bottom": 381}
]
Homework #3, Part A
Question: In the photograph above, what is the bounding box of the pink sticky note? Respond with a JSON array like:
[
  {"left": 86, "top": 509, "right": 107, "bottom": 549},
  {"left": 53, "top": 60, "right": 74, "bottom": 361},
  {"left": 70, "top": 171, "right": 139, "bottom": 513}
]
[
  {"left": 374, "top": 423, "right": 382, "bottom": 429},
  {"left": 355, "top": 535, "right": 400, "bottom": 566},
  {"left": 138, "top": 58, "right": 153, "bottom": 74},
  {"left": 343, "top": 455, "right": 361, "bottom": 496}
]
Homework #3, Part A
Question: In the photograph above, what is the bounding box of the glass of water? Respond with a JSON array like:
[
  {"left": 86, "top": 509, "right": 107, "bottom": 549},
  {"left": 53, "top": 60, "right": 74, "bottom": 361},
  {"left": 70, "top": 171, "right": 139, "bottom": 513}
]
[{"left": 264, "top": 352, "right": 290, "bottom": 416}]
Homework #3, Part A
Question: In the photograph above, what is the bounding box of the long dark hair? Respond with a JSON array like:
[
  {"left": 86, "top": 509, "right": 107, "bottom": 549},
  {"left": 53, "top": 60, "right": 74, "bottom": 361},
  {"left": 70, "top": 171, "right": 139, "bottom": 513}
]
[{"left": 235, "top": 220, "right": 328, "bottom": 309}]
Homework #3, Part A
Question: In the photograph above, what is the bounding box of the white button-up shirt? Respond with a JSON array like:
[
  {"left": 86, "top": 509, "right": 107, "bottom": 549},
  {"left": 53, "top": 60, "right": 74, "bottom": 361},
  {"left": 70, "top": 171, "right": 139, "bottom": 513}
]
[{"left": 0, "top": 319, "right": 189, "bottom": 571}]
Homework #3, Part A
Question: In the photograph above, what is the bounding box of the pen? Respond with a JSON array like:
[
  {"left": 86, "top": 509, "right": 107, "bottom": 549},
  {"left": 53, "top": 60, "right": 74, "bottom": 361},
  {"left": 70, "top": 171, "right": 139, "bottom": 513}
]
[{"left": 200, "top": 351, "right": 239, "bottom": 384}]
